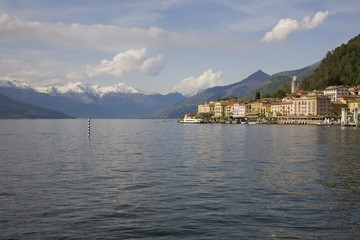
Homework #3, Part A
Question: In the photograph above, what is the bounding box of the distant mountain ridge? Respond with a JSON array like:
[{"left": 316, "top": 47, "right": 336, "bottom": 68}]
[
  {"left": 150, "top": 64, "right": 319, "bottom": 118},
  {"left": 0, "top": 65, "right": 316, "bottom": 119},
  {"left": 0, "top": 93, "right": 73, "bottom": 119},
  {"left": 0, "top": 79, "right": 186, "bottom": 118},
  {"left": 150, "top": 70, "right": 271, "bottom": 118},
  {"left": 242, "top": 62, "right": 320, "bottom": 101}
]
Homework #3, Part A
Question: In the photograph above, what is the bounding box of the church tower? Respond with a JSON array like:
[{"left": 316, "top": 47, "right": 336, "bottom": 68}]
[{"left": 291, "top": 76, "right": 299, "bottom": 94}]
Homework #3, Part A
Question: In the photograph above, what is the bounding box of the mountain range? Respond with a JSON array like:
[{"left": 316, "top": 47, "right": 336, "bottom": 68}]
[
  {"left": 149, "top": 70, "right": 271, "bottom": 118},
  {"left": 2, "top": 33, "right": 359, "bottom": 119},
  {"left": 0, "top": 80, "right": 185, "bottom": 118},
  {"left": 242, "top": 62, "right": 320, "bottom": 101},
  {"left": 0, "top": 63, "right": 317, "bottom": 119},
  {"left": 150, "top": 63, "right": 319, "bottom": 118}
]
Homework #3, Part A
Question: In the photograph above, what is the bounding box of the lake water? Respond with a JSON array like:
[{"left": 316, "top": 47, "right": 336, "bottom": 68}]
[{"left": 0, "top": 119, "right": 359, "bottom": 239}]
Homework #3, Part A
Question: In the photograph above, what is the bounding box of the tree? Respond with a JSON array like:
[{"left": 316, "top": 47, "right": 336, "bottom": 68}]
[
  {"left": 260, "top": 93, "right": 271, "bottom": 99},
  {"left": 299, "top": 76, "right": 311, "bottom": 90},
  {"left": 302, "top": 33, "right": 360, "bottom": 89},
  {"left": 281, "top": 82, "right": 291, "bottom": 94},
  {"left": 277, "top": 89, "right": 286, "bottom": 98},
  {"left": 255, "top": 91, "right": 260, "bottom": 101},
  {"left": 271, "top": 89, "right": 286, "bottom": 99}
]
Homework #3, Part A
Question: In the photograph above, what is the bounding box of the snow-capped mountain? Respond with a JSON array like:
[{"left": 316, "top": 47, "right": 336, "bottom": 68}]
[
  {"left": 34, "top": 81, "right": 142, "bottom": 97},
  {"left": 0, "top": 79, "right": 30, "bottom": 89},
  {"left": 0, "top": 79, "right": 186, "bottom": 118}
]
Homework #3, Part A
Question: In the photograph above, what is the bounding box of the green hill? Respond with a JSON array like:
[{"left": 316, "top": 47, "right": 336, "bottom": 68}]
[
  {"left": 0, "top": 93, "right": 74, "bottom": 119},
  {"left": 243, "top": 75, "right": 291, "bottom": 100},
  {"left": 242, "top": 63, "right": 319, "bottom": 101},
  {"left": 300, "top": 33, "right": 360, "bottom": 90}
]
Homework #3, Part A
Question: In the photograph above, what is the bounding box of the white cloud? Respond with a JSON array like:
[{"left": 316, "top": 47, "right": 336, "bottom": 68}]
[
  {"left": 0, "top": 13, "right": 165, "bottom": 51},
  {"left": 262, "top": 10, "right": 330, "bottom": 43},
  {"left": 86, "top": 48, "right": 165, "bottom": 78},
  {"left": 1, "top": 70, "right": 61, "bottom": 86},
  {"left": 66, "top": 72, "right": 85, "bottom": 81},
  {"left": 0, "top": 13, "right": 250, "bottom": 52},
  {"left": 171, "top": 69, "right": 223, "bottom": 96}
]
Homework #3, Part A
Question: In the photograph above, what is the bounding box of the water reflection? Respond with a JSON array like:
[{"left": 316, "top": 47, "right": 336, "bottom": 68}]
[{"left": 1, "top": 120, "right": 360, "bottom": 239}]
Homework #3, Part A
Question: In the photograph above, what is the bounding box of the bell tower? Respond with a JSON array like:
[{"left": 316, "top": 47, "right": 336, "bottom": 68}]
[{"left": 291, "top": 76, "right": 299, "bottom": 94}]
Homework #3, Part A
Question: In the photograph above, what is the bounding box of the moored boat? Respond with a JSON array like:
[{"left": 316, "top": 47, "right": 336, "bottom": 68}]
[{"left": 178, "top": 114, "right": 204, "bottom": 124}]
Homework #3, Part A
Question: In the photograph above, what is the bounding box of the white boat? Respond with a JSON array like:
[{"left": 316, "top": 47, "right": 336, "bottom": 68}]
[{"left": 178, "top": 114, "right": 204, "bottom": 124}]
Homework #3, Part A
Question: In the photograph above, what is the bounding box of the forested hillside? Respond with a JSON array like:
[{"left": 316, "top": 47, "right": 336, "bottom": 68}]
[
  {"left": 0, "top": 93, "right": 73, "bottom": 119},
  {"left": 301, "top": 33, "right": 360, "bottom": 90}
]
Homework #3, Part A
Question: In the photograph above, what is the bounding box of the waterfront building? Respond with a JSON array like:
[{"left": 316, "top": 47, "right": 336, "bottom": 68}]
[
  {"left": 232, "top": 103, "right": 251, "bottom": 118},
  {"left": 250, "top": 102, "right": 263, "bottom": 115},
  {"left": 225, "top": 102, "right": 234, "bottom": 117},
  {"left": 198, "top": 101, "right": 215, "bottom": 115},
  {"left": 292, "top": 96, "right": 331, "bottom": 116},
  {"left": 259, "top": 104, "right": 272, "bottom": 117},
  {"left": 214, "top": 101, "right": 227, "bottom": 117},
  {"left": 196, "top": 88, "right": 359, "bottom": 120},
  {"left": 209, "top": 102, "right": 215, "bottom": 113},
  {"left": 348, "top": 99, "right": 360, "bottom": 114},
  {"left": 271, "top": 102, "right": 293, "bottom": 117},
  {"left": 323, "top": 86, "right": 349, "bottom": 101},
  {"left": 331, "top": 101, "right": 348, "bottom": 115}
]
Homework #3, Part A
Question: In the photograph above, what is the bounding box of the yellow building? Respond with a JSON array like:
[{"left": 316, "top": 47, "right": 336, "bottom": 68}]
[
  {"left": 214, "top": 101, "right": 227, "bottom": 117},
  {"left": 198, "top": 101, "right": 215, "bottom": 114},
  {"left": 271, "top": 102, "right": 293, "bottom": 116},
  {"left": 259, "top": 104, "right": 272, "bottom": 117},
  {"left": 331, "top": 101, "right": 347, "bottom": 115},
  {"left": 348, "top": 99, "right": 360, "bottom": 114},
  {"left": 250, "top": 102, "right": 263, "bottom": 114}
]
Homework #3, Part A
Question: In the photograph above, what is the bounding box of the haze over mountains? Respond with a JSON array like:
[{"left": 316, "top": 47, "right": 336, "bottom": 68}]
[
  {"left": 0, "top": 80, "right": 185, "bottom": 118},
  {"left": 0, "top": 63, "right": 317, "bottom": 119},
  {"left": 150, "top": 63, "right": 319, "bottom": 118},
  {"left": 0, "top": 93, "right": 73, "bottom": 119}
]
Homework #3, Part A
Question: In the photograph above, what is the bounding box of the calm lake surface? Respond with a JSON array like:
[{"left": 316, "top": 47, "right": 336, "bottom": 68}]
[{"left": 0, "top": 119, "right": 360, "bottom": 239}]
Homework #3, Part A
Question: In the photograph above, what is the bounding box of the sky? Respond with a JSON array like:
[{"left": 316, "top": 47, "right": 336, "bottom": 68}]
[{"left": 0, "top": 0, "right": 359, "bottom": 95}]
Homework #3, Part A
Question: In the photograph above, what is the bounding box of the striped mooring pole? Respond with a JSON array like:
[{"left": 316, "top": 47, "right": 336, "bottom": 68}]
[{"left": 88, "top": 115, "right": 91, "bottom": 138}]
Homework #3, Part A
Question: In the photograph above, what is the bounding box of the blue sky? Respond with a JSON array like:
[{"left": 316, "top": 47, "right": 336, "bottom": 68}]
[{"left": 0, "top": 0, "right": 359, "bottom": 95}]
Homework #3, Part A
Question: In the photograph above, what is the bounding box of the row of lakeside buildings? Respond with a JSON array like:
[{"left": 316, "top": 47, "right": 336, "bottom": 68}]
[{"left": 197, "top": 78, "right": 360, "bottom": 120}]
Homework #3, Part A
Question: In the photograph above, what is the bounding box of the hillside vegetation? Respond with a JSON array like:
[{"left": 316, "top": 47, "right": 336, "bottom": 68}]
[
  {"left": 243, "top": 75, "right": 291, "bottom": 101},
  {"left": 0, "top": 93, "right": 73, "bottom": 119},
  {"left": 242, "top": 63, "right": 319, "bottom": 101},
  {"left": 301, "top": 33, "right": 360, "bottom": 90}
]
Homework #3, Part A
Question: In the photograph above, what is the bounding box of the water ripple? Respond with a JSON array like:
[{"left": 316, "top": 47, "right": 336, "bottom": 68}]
[{"left": 0, "top": 120, "right": 359, "bottom": 239}]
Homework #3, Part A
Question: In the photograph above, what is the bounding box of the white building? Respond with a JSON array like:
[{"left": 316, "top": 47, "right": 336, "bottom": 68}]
[
  {"left": 323, "top": 86, "right": 349, "bottom": 101},
  {"left": 232, "top": 103, "right": 251, "bottom": 118}
]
